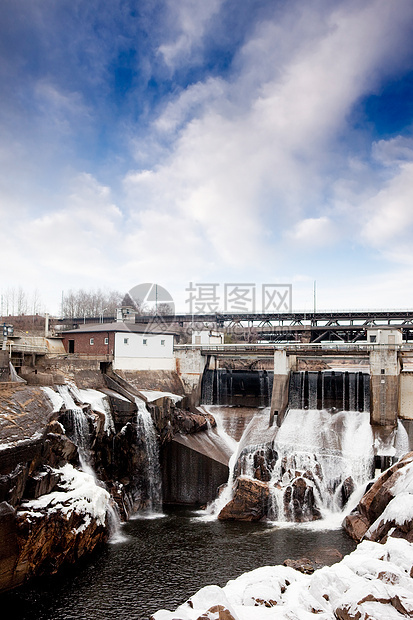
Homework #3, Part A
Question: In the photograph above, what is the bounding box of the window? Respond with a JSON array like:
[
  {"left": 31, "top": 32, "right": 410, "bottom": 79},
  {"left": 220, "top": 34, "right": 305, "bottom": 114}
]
[
  {"left": 90, "top": 338, "right": 94, "bottom": 345},
  {"left": 143, "top": 338, "right": 147, "bottom": 345},
  {"left": 104, "top": 337, "right": 109, "bottom": 345},
  {"left": 161, "top": 339, "right": 165, "bottom": 346},
  {"left": 369, "top": 335, "right": 376, "bottom": 343},
  {"left": 124, "top": 338, "right": 129, "bottom": 345}
]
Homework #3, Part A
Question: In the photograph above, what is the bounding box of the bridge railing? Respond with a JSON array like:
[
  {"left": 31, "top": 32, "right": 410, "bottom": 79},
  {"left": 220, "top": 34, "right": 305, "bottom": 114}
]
[{"left": 174, "top": 343, "right": 413, "bottom": 353}]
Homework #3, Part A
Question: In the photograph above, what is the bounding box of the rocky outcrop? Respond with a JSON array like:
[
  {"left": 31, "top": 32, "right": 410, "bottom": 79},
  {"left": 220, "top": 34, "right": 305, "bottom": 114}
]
[
  {"left": 0, "top": 376, "right": 221, "bottom": 593},
  {"left": 343, "top": 451, "right": 413, "bottom": 544},
  {"left": 0, "top": 464, "right": 109, "bottom": 592},
  {"left": 219, "top": 445, "right": 322, "bottom": 523},
  {"left": 218, "top": 477, "right": 269, "bottom": 521}
]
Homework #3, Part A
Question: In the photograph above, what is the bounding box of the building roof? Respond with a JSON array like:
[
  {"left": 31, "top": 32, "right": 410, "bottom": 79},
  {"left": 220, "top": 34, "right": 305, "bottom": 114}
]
[{"left": 61, "top": 321, "right": 177, "bottom": 336}]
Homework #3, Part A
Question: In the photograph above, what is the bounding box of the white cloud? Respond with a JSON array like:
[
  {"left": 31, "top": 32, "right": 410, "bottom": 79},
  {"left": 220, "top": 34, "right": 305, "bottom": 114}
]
[
  {"left": 35, "top": 79, "right": 90, "bottom": 134},
  {"left": 0, "top": 174, "right": 125, "bottom": 303},
  {"left": 127, "top": 0, "right": 413, "bottom": 280},
  {"left": 158, "top": 0, "right": 223, "bottom": 69},
  {"left": 286, "top": 216, "right": 337, "bottom": 246},
  {"left": 372, "top": 136, "right": 413, "bottom": 167},
  {"left": 361, "top": 162, "right": 413, "bottom": 258}
]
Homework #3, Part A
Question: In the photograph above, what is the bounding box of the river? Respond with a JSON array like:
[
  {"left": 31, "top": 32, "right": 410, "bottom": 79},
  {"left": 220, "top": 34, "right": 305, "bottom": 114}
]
[{"left": 2, "top": 506, "right": 356, "bottom": 620}]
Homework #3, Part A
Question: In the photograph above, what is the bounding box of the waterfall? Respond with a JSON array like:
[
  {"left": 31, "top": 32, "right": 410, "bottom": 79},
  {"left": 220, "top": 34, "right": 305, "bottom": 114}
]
[
  {"left": 132, "top": 398, "right": 163, "bottom": 516},
  {"left": 205, "top": 407, "right": 272, "bottom": 518},
  {"left": 267, "top": 408, "right": 374, "bottom": 522},
  {"left": 55, "top": 384, "right": 125, "bottom": 541},
  {"left": 56, "top": 384, "right": 94, "bottom": 476},
  {"left": 201, "top": 369, "right": 274, "bottom": 407},
  {"left": 288, "top": 371, "right": 370, "bottom": 412},
  {"left": 9, "top": 361, "right": 26, "bottom": 383}
]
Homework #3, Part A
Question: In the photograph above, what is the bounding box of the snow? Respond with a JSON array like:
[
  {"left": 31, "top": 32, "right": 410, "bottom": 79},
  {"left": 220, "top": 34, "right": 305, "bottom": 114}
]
[
  {"left": 366, "top": 493, "right": 413, "bottom": 539},
  {"left": 76, "top": 388, "right": 115, "bottom": 434},
  {"left": 151, "top": 538, "right": 413, "bottom": 620},
  {"left": 0, "top": 431, "right": 43, "bottom": 449},
  {"left": 139, "top": 390, "right": 183, "bottom": 404},
  {"left": 392, "top": 459, "right": 413, "bottom": 495},
  {"left": 41, "top": 386, "right": 64, "bottom": 413},
  {"left": 19, "top": 463, "right": 110, "bottom": 532}
]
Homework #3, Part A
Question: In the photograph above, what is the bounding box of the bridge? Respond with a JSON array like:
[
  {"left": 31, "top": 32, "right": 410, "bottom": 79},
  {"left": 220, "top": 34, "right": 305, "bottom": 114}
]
[{"left": 58, "top": 309, "right": 413, "bottom": 343}]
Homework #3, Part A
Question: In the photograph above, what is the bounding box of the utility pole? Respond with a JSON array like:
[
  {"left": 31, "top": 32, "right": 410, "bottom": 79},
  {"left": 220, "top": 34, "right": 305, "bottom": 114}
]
[{"left": 313, "top": 280, "right": 317, "bottom": 315}]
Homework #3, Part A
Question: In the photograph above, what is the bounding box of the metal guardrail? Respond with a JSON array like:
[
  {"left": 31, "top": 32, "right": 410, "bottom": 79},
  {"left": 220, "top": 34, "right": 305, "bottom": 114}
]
[{"left": 174, "top": 343, "right": 413, "bottom": 353}]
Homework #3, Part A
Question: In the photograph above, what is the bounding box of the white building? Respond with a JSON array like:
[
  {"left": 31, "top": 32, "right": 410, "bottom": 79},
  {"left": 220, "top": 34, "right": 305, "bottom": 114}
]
[
  {"left": 366, "top": 327, "right": 403, "bottom": 345},
  {"left": 62, "top": 322, "right": 176, "bottom": 371},
  {"left": 191, "top": 330, "right": 224, "bottom": 345}
]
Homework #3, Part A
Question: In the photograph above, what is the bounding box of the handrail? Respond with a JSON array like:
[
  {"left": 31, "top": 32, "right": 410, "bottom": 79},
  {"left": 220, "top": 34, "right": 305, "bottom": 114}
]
[{"left": 174, "top": 343, "right": 413, "bottom": 352}]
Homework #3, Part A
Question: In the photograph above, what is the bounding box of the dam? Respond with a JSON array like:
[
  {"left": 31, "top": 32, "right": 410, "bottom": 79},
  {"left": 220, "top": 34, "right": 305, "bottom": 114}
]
[{"left": 0, "top": 312, "right": 413, "bottom": 618}]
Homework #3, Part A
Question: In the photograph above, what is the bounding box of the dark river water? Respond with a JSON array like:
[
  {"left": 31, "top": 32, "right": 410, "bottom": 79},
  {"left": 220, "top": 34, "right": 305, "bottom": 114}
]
[{"left": 2, "top": 507, "right": 356, "bottom": 620}]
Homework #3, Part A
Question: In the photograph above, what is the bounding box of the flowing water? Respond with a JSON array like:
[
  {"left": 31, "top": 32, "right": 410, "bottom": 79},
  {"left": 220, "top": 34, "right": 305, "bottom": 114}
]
[
  {"left": 55, "top": 384, "right": 124, "bottom": 541},
  {"left": 201, "top": 403, "right": 375, "bottom": 524},
  {"left": 0, "top": 506, "right": 357, "bottom": 620},
  {"left": 132, "top": 397, "right": 163, "bottom": 515},
  {"left": 56, "top": 384, "right": 94, "bottom": 475},
  {"left": 267, "top": 408, "right": 374, "bottom": 522}
]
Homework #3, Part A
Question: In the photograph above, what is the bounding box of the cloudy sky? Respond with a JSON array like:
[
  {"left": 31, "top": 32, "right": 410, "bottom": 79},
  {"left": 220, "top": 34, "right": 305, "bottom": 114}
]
[{"left": 1, "top": 0, "right": 413, "bottom": 315}]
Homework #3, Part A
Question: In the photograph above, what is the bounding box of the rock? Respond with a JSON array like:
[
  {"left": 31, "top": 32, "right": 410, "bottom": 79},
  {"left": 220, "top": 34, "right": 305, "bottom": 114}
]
[
  {"left": 24, "top": 466, "right": 61, "bottom": 500},
  {"left": 343, "top": 451, "right": 413, "bottom": 544},
  {"left": 334, "top": 605, "right": 361, "bottom": 620},
  {"left": 283, "top": 477, "right": 321, "bottom": 522},
  {"left": 196, "top": 605, "right": 237, "bottom": 620},
  {"left": 44, "top": 432, "right": 79, "bottom": 467},
  {"left": 358, "top": 452, "right": 413, "bottom": 524},
  {"left": 15, "top": 505, "right": 108, "bottom": 583},
  {"left": 0, "top": 502, "right": 20, "bottom": 592},
  {"left": 340, "top": 476, "right": 355, "bottom": 508},
  {"left": 218, "top": 477, "right": 269, "bottom": 521},
  {"left": 0, "top": 463, "right": 29, "bottom": 507},
  {"left": 342, "top": 513, "right": 370, "bottom": 542},
  {"left": 253, "top": 451, "right": 273, "bottom": 482},
  {"left": 283, "top": 557, "right": 316, "bottom": 574}
]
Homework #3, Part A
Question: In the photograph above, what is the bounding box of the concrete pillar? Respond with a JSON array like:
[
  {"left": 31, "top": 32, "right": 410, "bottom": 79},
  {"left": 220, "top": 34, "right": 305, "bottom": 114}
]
[
  {"left": 369, "top": 347, "right": 400, "bottom": 427},
  {"left": 270, "top": 350, "right": 290, "bottom": 426}
]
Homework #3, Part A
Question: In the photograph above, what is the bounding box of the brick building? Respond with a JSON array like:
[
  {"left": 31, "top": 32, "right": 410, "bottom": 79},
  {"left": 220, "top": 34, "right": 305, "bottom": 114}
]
[{"left": 62, "top": 322, "right": 176, "bottom": 370}]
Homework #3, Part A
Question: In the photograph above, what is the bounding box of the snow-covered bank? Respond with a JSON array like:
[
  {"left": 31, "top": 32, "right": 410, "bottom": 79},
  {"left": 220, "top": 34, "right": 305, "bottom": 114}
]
[
  {"left": 344, "top": 451, "right": 413, "bottom": 544},
  {"left": 151, "top": 537, "right": 413, "bottom": 620}
]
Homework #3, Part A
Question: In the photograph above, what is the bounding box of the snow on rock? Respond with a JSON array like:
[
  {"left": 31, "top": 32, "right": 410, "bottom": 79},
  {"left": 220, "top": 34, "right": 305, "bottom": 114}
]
[
  {"left": 392, "top": 460, "right": 413, "bottom": 495},
  {"left": 19, "top": 463, "right": 110, "bottom": 529},
  {"left": 42, "top": 386, "right": 64, "bottom": 413},
  {"left": 140, "top": 390, "right": 183, "bottom": 404},
  {"left": 343, "top": 451, "right": 413, "bottom": 544},
  {"left": 14, "top": 464, "right": 110, "bottom": 584},
  {"left": 76, "top": 388, "right": 115, "bottom": 434},
  {"left": 150, "top": 538, "right": 413, "bottom": 620}
]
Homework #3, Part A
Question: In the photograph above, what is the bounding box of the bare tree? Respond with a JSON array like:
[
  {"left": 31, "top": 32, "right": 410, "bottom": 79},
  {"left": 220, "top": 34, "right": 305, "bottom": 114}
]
[
  {"left": 155, "top": 303, "right": 174, "bottom": 316},
  {"left": 62, "top": 289, "right": 123, "bottom": 319},
  {"left": 17, "top": 287, "right": 28, "bottom": 315}
]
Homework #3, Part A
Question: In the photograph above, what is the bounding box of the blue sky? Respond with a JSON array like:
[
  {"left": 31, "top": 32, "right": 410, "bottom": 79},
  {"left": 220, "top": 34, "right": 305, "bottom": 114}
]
[{"left": 1, "top": 0, "right": 413, "bottom": 314}]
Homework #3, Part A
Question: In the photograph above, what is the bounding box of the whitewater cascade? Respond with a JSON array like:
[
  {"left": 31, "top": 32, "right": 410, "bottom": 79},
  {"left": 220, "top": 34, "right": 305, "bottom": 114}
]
[
  {"left": 267, "top": 408, "right": 375, "bottom": 521},
  {"left": 205, "top": 406, "right": 273, "bottom": 517},
  {"left": 55, "top": 384, "right": 124, "bottom": 541},
  {"left": 56, "top": 384, "right": 94, "bottom": 475},
  {"left": 133, "top": 398, "right": 163, "bottom": 515}
]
